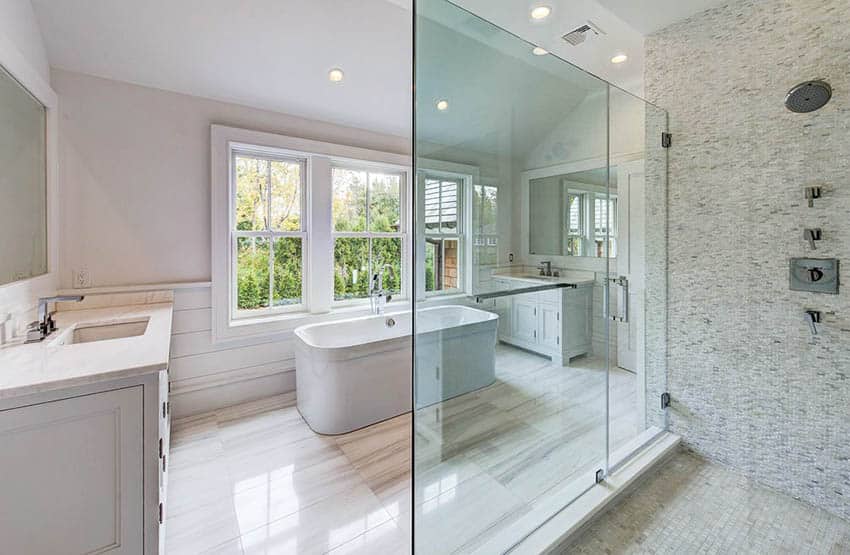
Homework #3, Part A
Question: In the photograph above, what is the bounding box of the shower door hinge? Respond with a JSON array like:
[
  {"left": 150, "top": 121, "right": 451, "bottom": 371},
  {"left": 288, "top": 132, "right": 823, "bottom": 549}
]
[
  {"left": 595, "top": 469, "right": 605, "bottom": 484},
  {"left": 661, "top": 392, "right": 671, "bottom": 409},
  {"left": 661, "top": 132, "right": 672, "bottom": 148}
]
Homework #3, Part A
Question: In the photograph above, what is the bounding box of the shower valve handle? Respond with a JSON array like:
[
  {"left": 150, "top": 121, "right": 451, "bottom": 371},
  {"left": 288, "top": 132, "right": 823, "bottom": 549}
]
[{"left": 804, "top": 228, "right": 822, "bottom": 250}]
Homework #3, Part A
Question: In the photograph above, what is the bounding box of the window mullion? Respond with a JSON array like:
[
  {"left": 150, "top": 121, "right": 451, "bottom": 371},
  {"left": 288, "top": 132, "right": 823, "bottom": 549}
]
[{"left": 267, "top": 234, "right": 274, "bottom": 308}]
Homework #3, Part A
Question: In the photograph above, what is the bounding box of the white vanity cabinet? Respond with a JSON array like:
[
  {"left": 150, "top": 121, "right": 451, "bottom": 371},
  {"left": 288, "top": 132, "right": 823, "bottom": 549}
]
[
  {"left": 494, "top": 277, "right": 593, "bottom": 365},
  {"left": 0, "top": 370, "right": 170, "bottom": 554}
]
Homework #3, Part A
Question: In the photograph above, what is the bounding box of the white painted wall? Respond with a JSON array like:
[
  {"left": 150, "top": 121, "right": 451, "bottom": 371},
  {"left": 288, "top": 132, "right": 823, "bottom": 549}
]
[
  {"left": 52, "top": 69, "right": 410, "bottom": 415},
  {"left": 53, "top": 69, "right": 409, "bottom": 289}
]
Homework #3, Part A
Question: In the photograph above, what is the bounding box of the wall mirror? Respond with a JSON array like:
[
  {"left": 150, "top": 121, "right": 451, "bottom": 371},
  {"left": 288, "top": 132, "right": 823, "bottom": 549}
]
[
  {"left": 528, "top": 166, "right": 617, "bottom": 258},
  {"left": 0, "top": 63, "right": 47, "bottom": 286}
]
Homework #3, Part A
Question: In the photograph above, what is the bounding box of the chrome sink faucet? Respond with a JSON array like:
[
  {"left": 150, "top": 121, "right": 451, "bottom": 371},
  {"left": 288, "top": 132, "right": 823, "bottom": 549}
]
[
  {"left": 538, "top": 261, "right": 553, "bottom": 277},
  {"left": 369, "top": 265, "right": 395, "bottom": 315},
  {"left": 26, "top": 295, "right": 85, "bottom": 343}
]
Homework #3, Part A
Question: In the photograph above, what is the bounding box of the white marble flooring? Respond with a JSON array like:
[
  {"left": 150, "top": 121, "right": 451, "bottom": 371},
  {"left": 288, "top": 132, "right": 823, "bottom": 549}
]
[{"left": 165, "top": 344, "right": 640, "bottom": 554}]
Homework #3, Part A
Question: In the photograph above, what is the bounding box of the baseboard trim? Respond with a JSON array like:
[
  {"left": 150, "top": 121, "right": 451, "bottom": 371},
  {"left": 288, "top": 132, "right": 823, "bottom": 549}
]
[
  {"left": 170, "top": 366, "right": 296, "bottom": 418},
  {"left": 169, "top": 361, "right": 295, "bottom": 396}
]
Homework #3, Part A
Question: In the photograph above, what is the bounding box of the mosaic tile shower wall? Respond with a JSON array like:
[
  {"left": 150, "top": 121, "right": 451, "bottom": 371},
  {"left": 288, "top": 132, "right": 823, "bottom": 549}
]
[{"left": 646, "top": 0, "right": 850, "bottom": 519}]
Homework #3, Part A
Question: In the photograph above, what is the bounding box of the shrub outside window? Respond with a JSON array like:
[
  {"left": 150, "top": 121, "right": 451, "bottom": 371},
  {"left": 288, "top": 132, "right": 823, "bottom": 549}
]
[
  {"left": 332, "top": 166, "right": 404, "bottom": 303},
  {"left": 231, "top": 151, "right": 306, "bottom": 317}
]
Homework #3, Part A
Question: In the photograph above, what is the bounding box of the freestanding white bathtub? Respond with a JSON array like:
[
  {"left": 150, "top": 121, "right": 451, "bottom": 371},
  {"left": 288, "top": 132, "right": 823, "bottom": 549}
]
[{"left": 294, "top": 305, "right": 498, "bottom": 435}]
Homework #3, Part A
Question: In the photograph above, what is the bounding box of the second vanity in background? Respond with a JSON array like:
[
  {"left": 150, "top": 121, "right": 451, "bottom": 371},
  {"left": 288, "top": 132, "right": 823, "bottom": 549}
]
[{"left": 487, "top": 271, "right": 594, "bottom": 365}]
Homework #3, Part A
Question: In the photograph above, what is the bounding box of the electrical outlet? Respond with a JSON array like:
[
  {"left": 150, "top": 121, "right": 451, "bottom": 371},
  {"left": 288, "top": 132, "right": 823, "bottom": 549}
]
[
  {"left": 508, "top": 253, "right": 514, "bottom": 263},
  {"left": 74, "top": 268, "right": 91, "bottom": 289}
]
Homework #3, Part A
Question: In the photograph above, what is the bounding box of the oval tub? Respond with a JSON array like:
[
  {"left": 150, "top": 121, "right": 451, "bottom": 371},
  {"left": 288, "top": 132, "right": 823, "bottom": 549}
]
[{"left": 294, "top": 305, "right": 498, "bottom": 435}]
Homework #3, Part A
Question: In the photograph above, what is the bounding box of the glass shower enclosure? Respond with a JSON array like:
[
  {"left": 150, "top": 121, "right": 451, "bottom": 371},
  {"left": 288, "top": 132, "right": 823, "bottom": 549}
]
[{"left": 411, "top": 0, "right": 669, "bottom": 552}]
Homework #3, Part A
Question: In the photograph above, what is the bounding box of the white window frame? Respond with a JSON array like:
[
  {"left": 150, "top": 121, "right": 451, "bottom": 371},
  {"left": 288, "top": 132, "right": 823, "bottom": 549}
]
[
  {"left": 419, "top": 169, "right": 470, "bottom": 298},
  {"left": 211, "top": 125, "right": 411, "bottom": 342},
  {"left": 330, "top": 161, "right": 408, "bottom": 308},
  {"left": 229, "top": 147, "right": 308, "bottom": 319}
]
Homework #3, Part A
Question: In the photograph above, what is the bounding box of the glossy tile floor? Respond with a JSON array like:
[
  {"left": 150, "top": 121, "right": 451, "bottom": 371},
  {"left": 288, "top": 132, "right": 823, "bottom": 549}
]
[
  {"left": 165, "top": 344, "right": 640, "bottom": 554},
  {"left": 565, "top": 450, "right": 850, "bottom": 554}
]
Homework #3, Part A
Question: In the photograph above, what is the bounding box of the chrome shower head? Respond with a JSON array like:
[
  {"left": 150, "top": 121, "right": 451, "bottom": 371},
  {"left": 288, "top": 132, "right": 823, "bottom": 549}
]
[{"left": 785, "top": 80, "right": 832, "bottom": 113}]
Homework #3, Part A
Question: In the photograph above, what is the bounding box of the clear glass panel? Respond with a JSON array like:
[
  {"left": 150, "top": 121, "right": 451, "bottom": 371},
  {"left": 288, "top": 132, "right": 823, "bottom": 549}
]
[
  {"left": 369, "top": 172, "right": 401, "bottom": 232},
  {"left": 413, "top": 0, "right": 616, "bottom": 551},
  {"left": 333, "top": 237, "right": 369, "bottom": 300},
  {"left": 269, "top": 159, "right": 302, "bottom": 231},
  {"left": 332, "top": 167, "right": 367, "bottom": 232},
  {"left": 605, "top": 87, "right": 669, "bottom": 463},
  {"left": 0, "top": 63, "right": 46, "bottom": 286},
  {"left": 372, "top": 237, "right": 402, "bottom": 295},
  {"left": 272, "top": 237, "right": 302, "bottom": 306},
  {"left": 235, "top": 236, "right": 269, "bottom": 310},
  {"left": 234, "top": 155, "right": 269, "bottom": 231}
]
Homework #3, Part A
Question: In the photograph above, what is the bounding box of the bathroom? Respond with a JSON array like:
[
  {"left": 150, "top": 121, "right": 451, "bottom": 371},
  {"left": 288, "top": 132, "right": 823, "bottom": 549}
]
[{"left": 0, "top": 0, "right": 847, "bottom": 553}]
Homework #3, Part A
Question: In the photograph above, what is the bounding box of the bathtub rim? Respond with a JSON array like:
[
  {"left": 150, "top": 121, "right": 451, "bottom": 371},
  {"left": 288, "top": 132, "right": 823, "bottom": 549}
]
[{"left": 292, "top": 304, "right": 497, "bottom": 351}]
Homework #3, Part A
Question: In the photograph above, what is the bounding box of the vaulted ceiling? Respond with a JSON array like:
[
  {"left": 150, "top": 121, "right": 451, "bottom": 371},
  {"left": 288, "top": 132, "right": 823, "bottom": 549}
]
[{"left": 31, "top": 0, "right": 729, "bottom": 143}]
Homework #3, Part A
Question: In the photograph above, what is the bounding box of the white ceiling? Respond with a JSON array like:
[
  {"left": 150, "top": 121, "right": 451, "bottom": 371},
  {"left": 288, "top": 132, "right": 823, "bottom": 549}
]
[
  {"left": 595, "top": 0, "right": 729, "bottom": 34},
  {"left": 30, "top": 0, "right": 728, "bottom": 139},
  {"left": 31, "top": 0, "right": 413, "bottom": 138}
]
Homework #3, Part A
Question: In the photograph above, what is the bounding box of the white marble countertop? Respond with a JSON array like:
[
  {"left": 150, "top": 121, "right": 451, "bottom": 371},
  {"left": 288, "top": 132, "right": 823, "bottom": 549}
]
[
  {"left": 491, "top": 269, "right": 596, "bottom": 286},
  {"left": 0, "top": 302, "right": 173, "bottom": 400}
]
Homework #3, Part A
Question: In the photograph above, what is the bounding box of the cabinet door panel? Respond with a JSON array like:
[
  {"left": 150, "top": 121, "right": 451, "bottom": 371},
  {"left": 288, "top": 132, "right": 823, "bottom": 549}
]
[
  {"left": 538, "top": 305, "right": 560, "bottom": 350},
  {"left": 512, "top": 299, "right": 538, "bottom": 343},
  {"left": 0, "top": 387, "right": 144, "bottom": 554}
]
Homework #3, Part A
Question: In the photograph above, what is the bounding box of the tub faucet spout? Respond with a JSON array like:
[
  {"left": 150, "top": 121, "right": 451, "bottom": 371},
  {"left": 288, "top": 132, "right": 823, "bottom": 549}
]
[{"left": 370, "top": 265, "right": 396, "bottom": 315}]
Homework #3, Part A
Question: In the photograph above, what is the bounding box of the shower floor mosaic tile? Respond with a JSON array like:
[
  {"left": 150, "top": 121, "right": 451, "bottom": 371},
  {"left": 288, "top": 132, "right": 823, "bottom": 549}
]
[
  {"left": 165, "top": 344, "right": 640, "bottom": 554},
  {"left": 564, "top": 450, "right": 850, "bottom": 554}
]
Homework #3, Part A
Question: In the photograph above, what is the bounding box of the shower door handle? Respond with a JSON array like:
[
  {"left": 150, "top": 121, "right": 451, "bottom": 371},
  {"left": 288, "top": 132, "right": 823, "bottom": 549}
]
[
  {"left": 617, "top": 276, "right": 629, "bottom": 323},
  {"left": 607, "top": 276, "right": 629, "bottom": 323}
]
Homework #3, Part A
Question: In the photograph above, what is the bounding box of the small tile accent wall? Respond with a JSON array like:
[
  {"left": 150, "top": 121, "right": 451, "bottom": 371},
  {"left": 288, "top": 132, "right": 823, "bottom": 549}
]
[{"left": 646, "top": 0, "right": 850, "bottom": 519}]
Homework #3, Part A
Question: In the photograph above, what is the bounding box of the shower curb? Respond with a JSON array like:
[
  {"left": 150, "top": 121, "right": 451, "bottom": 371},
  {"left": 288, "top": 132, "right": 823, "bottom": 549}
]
[{"left": 511, "top": 432, "right": 681, "bottom": 555}]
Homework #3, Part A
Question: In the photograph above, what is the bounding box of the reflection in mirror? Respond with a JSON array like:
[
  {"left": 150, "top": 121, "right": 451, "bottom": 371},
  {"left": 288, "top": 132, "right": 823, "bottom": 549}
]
[
  {"left": 529, "top": 166, "right": 617, "bottom": 258},
  {"left": 0, "top": 64, "right": 47, "bottom": 285}
]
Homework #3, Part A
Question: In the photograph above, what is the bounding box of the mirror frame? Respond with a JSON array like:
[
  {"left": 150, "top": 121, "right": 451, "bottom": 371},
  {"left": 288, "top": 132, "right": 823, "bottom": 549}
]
[
  {"left": 520, "top": 153, "right": 642, "bottom": 272},
  {"left": 0, "top": 32, "right": 59, "bottom": 312}
]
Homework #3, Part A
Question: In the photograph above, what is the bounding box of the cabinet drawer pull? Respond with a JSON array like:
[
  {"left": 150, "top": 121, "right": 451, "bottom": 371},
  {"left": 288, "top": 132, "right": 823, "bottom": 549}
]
[
  {"left": 162, "top": 402, "right": 166, "bottom": 418},
  {"left": 158, "top": 503, "right": 163, "bottom": 524},
  {"left": 158, "top": 438, "right": 163, "bottom": 458},
  {"left": 162, "top": 454, "right": 167, "bottom": 473}
]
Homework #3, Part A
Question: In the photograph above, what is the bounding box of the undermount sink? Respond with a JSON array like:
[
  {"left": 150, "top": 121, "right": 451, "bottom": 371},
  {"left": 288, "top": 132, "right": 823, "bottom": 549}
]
[{"left": 51, "top": 317, "right": 150, "bottom": 346}]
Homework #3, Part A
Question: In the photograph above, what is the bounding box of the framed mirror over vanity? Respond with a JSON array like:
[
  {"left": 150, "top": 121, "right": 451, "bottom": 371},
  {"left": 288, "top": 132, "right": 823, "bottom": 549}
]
[{"left": 520, "top": 156, "right": 648, "bottom": 375}]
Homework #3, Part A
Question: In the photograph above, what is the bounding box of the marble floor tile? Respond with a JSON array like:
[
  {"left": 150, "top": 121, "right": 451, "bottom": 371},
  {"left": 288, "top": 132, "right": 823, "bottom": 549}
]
[
  {"left": 238, "top": 483, "right": 393, "bottom": 555},
  {"left": 167, "top": 344, "right": 648, "bottom": 554},
  {"left": 414, "top": 472, "right": 530, "bottom": 555},
  {"left": 326, "top": 518, "right": 410, "bottom": 555}
]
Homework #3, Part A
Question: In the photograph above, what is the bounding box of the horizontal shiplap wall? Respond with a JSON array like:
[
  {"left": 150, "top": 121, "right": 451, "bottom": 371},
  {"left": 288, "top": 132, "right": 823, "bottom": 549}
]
[{"left": 169, "top": 286, "right": 295, "bottom": 418}]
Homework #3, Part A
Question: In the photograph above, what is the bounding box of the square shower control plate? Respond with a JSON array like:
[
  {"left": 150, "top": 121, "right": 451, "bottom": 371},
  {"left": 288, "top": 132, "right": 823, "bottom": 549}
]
[{"left": 789, "top": 257, "right": 839, "bottom": 294}]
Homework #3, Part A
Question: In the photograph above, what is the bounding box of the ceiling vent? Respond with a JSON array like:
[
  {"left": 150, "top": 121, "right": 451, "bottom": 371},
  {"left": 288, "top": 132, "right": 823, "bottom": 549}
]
[{"left": 562, "top": 21, "right": 605, "bottom": 46}]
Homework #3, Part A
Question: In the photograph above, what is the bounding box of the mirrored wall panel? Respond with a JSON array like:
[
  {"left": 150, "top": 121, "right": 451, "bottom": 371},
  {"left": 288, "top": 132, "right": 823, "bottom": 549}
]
[{"left": 0, "top": 64, "right": 47, "bottom": 286}]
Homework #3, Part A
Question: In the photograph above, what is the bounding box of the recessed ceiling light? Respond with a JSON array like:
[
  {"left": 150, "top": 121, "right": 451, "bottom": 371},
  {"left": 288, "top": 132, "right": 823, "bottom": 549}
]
[
  {"left": 328, "top": 68, "right": 344, "bottom": 83},
  {"left": 436, "top": 99, "right": 449, "bottom": 111},
  {"left": 532, "top": 46, "right": 549, "bottom": 56},
  {"left": 530, "top": 5, "right": 551, "bottom": 20},
  {"left": 610, "top": 54, "right": 628, "bottom": 64}
]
